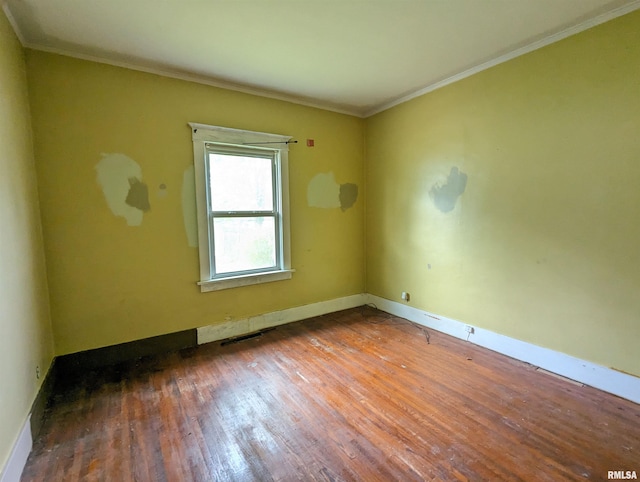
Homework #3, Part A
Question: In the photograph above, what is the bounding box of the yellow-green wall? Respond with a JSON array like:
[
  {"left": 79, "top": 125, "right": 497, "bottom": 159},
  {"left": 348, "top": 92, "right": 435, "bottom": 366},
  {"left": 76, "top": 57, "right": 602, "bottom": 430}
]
[
  {"left": 0, "top": 11, "right": 54, "bottom": 472},
  {"left": 11, "top": 4, "right": 639, "bottom": 408},
  {"left": 26, "top": 51, "right": 365, "bottom": 355},
  {"left": 4, "top": 5, "right": 638, "bottom": 476},
  {"left": 366, "top": 10, "right": 640, "bottom": 376}
]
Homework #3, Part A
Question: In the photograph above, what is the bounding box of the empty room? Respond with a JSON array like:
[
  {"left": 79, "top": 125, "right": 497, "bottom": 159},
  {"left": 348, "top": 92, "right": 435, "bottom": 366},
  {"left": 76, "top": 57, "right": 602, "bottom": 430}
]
[{"left": 1, "top": 0, "right": 639, "bottom": 480}]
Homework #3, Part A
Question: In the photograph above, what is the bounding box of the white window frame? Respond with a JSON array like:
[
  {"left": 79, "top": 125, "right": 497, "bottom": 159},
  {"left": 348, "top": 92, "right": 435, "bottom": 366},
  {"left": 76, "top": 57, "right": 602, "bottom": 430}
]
[{"left": 189, "top": 122, "right": 293, "bottom": 292}]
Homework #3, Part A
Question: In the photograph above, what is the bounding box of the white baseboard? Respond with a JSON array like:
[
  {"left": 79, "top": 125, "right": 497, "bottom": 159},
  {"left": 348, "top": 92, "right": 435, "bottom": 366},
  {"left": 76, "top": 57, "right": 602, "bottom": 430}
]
[
  {"left": 368, "top": 294, "right": 640, "bottom": 404},
  {"left": 2, "top": 292, "right": 636, "bottom": 482},
  {"left": 197, "top": 293, "right": 368, "bottom": 344},
  {"left": 0, "top": 415, "right": 32, "bottom": 482},
  {"left": 197, "top": 292, "right": 639, "bottom": 404}
]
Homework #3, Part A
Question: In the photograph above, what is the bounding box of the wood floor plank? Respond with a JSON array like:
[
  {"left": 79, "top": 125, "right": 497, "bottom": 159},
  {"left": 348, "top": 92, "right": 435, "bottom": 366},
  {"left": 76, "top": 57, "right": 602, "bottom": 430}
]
[{"left": 21, "top": 306, "right": 640, "bottom": 481}]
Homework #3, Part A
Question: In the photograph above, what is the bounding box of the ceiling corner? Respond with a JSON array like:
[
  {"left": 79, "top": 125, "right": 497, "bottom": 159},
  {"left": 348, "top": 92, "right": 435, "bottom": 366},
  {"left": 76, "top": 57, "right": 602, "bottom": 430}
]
[{"left": 2, "top": 1, "right": 27, "bottom": 46}]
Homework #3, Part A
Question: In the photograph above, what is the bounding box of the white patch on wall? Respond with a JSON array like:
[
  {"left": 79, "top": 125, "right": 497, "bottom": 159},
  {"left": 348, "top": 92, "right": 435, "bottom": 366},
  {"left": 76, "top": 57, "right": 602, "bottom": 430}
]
[
  {"left": 95, "top": 153, "right": 148, "bottom": 226},
  {"left": 307, "top": 172, "right": 341, "bottom": 209},
  {"left": 308, "top": 172, "right": 359, "bottom": 211},
  {"left": 182, "top": 165, "right": 198, "bottom": 247}
]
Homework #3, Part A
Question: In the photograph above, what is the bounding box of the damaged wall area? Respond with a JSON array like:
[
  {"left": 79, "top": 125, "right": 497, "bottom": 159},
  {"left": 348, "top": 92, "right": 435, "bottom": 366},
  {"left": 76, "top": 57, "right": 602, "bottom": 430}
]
[
  {"left": 25, "top": 50, "right": 364, "bottom": 355},
  {"left": 181, "top": 165, "right": 198, "bottom": 248},
  {"left": 430, "top": 167, "right": 467, "bottom": 213},
  {"left": 365, "top": 10, "right": 640, "bottom": 377},
  {"left": 307, "top": 171, "right": 359, "bottom": 211},
  {"left": 95, "top": 153, "right": 150, "bottom": 226}
]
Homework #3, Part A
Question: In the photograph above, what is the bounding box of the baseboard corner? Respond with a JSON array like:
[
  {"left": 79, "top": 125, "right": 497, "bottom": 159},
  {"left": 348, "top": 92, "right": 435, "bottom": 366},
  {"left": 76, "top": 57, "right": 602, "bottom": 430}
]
[
  {"left": 0, "top": 414, "right": 32, "bottom": 482},
  {"left": 366, "top": 294, "right": 640, "bottom": 404}
]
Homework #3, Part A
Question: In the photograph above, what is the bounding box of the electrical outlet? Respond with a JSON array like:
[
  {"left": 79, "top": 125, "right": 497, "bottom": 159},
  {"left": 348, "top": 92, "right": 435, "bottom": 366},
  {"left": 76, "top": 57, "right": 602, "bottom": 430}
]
[
  {"left": 465, "top": 325, "right": 475, "bottom": 334},
  {"left": 401, "top": 292, "right": 410, "bottom": 302},
  {"left": 36, "top": 365, "right": 40, "bottom": 379}
]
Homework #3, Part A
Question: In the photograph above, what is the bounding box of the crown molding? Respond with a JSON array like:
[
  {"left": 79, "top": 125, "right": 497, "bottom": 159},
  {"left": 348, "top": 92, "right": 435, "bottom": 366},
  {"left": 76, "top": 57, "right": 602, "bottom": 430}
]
[
  {"left": 5, "top": 0, "right": 639, "bottom": 119},
  {"left": 2, "top": 0, "right": 26, "bottom": 45},
  {"left": 5, "top": 1, "right": 359, "bottom": 117},
  {"left": 23, "top": 43, "right": 364, "bottom": 117},
  {"left": 364, "top": 0, "right": 640, "bottom": 117},
  {"left": 1, "top": 0, "right": 362, "bottom": 118}
]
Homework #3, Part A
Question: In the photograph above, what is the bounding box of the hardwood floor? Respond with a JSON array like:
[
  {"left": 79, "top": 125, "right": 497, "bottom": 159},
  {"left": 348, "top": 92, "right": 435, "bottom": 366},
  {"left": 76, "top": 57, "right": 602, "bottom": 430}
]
[{"left": 22, "top": 306, "right": 639, "bottom": 481}]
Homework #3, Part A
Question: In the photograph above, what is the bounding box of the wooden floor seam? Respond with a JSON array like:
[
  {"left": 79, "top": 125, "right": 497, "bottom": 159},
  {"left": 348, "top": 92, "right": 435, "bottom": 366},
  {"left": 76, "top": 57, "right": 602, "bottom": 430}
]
[{"left": 21, "top": 306, "right": 640, "bottom": 481}]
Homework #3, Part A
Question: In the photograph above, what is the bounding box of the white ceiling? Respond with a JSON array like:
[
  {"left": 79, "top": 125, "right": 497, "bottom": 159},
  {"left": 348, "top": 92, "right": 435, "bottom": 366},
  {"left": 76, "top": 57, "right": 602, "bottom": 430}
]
[{"left": 4, "top": 0, "right": 639, "bottom": 117}]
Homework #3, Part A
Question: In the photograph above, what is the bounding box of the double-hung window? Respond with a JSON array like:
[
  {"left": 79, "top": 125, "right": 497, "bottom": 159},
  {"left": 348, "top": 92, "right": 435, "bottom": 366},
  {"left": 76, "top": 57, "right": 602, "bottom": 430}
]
[{"left": 190, "top": 123, "right": 293, "bottom": 292}]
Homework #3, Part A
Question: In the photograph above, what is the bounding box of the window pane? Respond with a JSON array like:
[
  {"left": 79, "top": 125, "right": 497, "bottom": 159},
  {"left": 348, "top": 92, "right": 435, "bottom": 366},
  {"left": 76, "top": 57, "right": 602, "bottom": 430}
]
[
  {"left": 209, "top": 153, "right": 273, "bottom": 211},
  {"left": 213, "top": 217, "right": 276, "bottom": 274}
]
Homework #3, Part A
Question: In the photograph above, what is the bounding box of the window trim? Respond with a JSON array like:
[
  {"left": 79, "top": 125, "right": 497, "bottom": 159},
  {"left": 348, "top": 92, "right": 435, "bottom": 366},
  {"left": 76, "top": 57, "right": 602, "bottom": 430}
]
[{"left": 189, "top": 123, "right": 293, "bottom": 292}]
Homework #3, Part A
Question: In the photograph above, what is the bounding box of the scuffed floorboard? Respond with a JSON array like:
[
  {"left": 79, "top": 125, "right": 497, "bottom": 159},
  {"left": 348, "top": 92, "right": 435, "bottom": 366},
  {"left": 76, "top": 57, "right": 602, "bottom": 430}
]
[{"left": 22, "top": 306, "right": 640, "bottom": 481}]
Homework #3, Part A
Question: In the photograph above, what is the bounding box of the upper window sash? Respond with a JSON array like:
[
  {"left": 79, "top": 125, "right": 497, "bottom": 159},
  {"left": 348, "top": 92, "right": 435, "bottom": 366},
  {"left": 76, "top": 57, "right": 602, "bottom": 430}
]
[{"left": 205, "top": 143, "right": 279, "bottom": 216}]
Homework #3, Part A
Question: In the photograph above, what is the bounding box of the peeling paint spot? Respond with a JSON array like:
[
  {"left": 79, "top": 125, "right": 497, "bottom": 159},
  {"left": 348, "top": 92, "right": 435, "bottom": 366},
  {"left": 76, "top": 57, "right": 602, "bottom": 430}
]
[
  {"left": 182, "top": 166, "right": 198, "bottom": 247},
  {"left": 339, "top": 183, "right": 358, "bottom": 211},
  {"left": 308, "top": 172, "right": 341, "bottom": 209},
  {"left": 308, "top": 172, "right": 358, "bottom": 211},
  {"left": 125, "top": 177, "right": 150, "bottom": 211},
  {"left": 430, "top": 167, "right": 467, "bottom": 213},
  {"left": 95, "top": 153, "right": 148, "bottom": 226}
]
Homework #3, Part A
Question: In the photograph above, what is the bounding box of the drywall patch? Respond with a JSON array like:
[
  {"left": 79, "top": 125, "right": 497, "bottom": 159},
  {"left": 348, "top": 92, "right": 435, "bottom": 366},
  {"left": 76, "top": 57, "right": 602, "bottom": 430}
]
[
  {"left": 95, "top": 153, "right": 150, "bottom": 226},
  {"left": 308, "top": 172, "right": 341, "bottom": 209},
  {"left": 308, "top": 172, "right": 359, "bottom": 211},
  {"left": 339, "top": 183, "right": 358, "bottom": 211},
  {"left": 182, "top": 166, "right": 198, "bottom": 247},
  {"left": 430, "top": 167, "right": 468, "bottom": 213}
]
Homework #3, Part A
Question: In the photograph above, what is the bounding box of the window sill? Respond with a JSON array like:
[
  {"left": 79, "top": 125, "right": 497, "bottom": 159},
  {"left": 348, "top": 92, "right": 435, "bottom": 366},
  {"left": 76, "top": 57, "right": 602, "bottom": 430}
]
[{"left": 197, "top": 269, "right": 294, "bottom": 292}]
